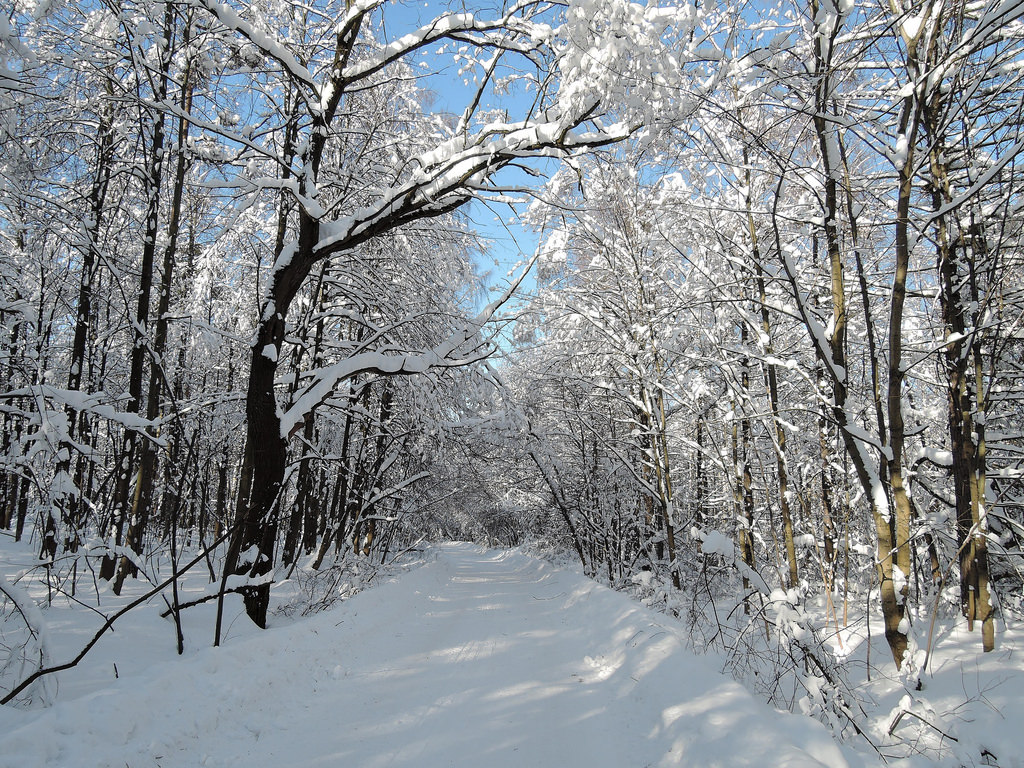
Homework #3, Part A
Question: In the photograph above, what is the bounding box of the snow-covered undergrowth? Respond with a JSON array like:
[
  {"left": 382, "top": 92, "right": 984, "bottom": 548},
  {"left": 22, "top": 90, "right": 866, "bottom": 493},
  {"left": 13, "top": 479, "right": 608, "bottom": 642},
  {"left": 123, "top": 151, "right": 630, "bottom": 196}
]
[
  {"left": 611, "top": 544, "right": 1023, "bottom": 768},
  {"left": 0, "top": 534, "right": 429, "bottom": 710}
]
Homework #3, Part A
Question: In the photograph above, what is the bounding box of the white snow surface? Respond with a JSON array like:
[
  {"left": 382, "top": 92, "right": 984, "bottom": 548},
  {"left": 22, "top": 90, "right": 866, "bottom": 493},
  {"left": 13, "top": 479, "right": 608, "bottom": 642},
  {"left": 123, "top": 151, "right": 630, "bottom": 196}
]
[{"left": 0, "top": 544, "right": 857, "bottom": 768}]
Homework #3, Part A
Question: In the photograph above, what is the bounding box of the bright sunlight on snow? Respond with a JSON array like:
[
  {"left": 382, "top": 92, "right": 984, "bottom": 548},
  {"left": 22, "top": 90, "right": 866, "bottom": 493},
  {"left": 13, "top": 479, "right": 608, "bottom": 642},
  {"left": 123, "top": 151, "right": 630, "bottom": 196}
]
[{"left": 1, "top": 544, "right": 858, "bottom": 768}]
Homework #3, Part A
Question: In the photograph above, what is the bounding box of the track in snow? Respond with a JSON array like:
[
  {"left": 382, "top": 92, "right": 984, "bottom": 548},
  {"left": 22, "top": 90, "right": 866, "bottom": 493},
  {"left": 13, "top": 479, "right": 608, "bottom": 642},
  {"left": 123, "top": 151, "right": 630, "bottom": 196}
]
[{"left": 0, "top": 544, "right": 862, "bottom": 768}]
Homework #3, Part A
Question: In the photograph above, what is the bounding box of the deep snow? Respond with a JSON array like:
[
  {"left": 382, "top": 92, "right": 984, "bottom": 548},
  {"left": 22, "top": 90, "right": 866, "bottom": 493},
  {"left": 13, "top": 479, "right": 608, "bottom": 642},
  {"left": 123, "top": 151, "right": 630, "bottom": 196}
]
[{"left": 0, "top": 544, "right": 866, "bottom": 768}]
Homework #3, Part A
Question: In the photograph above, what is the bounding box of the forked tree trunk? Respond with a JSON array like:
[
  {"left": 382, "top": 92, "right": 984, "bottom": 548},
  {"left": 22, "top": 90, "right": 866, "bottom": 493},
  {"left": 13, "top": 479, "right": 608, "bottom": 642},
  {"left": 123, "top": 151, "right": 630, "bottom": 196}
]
[
  {"left": 926, "top": 69, "right": 995, "bottom": 651},
  {"left": 222, "top": 212, "right": 313, "bottom": 627},
  {"left": 799, "top": 0, "right": 913, "bottom": 666}
]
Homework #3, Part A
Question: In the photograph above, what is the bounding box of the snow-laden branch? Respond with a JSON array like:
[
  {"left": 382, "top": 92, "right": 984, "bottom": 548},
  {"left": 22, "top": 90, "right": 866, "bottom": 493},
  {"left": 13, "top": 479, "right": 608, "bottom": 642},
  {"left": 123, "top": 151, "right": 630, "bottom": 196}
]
[
  {"left": 191, "top": 0, "right": 319, "bottom": 91},
  {"left": 278, "top": 255, "right": 538, "bottom": 439},
  {"left": 341, "top": 4, "right": 550, "bottom": 86},
  {"left": 1, "top": 386, "right": 165, "bottom": 446},
  {"left": 313, "top": 114, "right": 623, "bottom": 258},
  {"left": 191, "top": 0, "right": 555, "bottom": 117},
  {"left": 0, "top": 573, "right": 55, "bottom": 707}
]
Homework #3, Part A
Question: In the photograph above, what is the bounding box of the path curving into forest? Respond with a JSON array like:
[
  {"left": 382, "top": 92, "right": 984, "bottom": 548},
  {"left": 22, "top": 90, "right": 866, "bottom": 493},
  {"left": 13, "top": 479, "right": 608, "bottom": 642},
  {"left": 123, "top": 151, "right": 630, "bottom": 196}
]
[{"left": 0, "top": 544, "right": 862, "bottom": 768}]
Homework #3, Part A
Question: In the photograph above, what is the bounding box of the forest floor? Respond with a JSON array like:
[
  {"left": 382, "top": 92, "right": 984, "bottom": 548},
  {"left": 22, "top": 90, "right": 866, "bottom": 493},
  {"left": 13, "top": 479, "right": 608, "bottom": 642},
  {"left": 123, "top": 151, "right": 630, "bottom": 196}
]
[{"left": 0, "top": 541, "right": 1020, "bottom": 767}]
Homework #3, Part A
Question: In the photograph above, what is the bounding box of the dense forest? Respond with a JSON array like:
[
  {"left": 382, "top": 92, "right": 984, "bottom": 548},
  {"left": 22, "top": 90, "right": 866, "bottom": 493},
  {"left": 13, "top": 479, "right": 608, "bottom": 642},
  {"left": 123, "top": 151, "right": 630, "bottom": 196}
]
[{"left": 1, "top": 0, "right": 1023, "bottom": 748}]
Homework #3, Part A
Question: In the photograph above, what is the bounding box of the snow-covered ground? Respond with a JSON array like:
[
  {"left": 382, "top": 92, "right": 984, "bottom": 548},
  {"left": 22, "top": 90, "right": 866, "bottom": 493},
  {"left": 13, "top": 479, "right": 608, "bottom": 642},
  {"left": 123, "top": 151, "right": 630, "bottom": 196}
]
[
  {"left": 1, "top": 541, "right": 1020, "bottom": 767},
  {"left": 1, "top": 543, "right": 867, "bottom": 768}
]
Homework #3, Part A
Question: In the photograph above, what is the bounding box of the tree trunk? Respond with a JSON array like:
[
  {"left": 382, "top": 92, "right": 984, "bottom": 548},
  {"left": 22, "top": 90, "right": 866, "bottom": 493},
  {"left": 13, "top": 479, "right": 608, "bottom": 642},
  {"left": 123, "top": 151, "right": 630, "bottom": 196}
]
[
  {"left": 744, "top": 159, "right": 798, "bottom": 588},
  {"left": 115, "top": 17, "right": 194, "bottom": 591},
  {"left": 878, "top": 91, "right": 922, "bottom": 668},
  {"left": 926, "top": 64, "right": 996, "bottom": 651},
  {"left": 59, "top": 85, "right": 114, "bottom": 559},
  {"left": 108, "top": 3, "right": 176, "bottom": 588},
  {"left": 223, "top": 230, "right": 311, "bottom": 627}
]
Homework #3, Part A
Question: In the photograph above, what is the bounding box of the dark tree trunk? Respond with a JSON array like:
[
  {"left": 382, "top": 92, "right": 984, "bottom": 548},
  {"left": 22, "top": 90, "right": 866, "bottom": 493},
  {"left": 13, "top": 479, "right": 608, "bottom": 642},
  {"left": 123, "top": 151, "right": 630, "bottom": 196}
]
[{"left": 112, "top": 4, "right": 188, "bottom": 592}]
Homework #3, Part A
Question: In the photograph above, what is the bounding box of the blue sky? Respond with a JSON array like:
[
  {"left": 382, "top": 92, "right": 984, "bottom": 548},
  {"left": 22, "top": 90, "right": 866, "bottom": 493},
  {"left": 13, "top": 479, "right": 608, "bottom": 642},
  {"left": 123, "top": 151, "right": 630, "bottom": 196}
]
[{"left": 380, "top": 0, "right": 551, "bottom": 302}]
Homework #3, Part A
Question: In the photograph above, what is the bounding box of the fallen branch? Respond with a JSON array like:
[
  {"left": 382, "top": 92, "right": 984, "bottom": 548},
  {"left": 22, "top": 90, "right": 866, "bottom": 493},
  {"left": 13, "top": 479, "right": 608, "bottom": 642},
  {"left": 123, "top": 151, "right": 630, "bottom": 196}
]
[
  {"left": 888, "top": 707, "right": 958, "bottom": 742},
  {"left": 159, "top": 585, "right": 250, "bottom": 618}
]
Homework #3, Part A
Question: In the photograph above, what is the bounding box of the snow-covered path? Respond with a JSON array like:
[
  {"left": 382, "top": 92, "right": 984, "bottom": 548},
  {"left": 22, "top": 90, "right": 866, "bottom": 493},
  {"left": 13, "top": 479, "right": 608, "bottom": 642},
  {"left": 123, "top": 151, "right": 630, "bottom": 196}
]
[{"left": 0, "top": 544, "right": 861, "bottom": 768}]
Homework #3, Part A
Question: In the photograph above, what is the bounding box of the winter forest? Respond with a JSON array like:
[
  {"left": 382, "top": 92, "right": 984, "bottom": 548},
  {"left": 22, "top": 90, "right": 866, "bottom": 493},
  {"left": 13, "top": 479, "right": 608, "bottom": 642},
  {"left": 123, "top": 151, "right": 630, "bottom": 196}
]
[{"left": 1, "top": 0, "right": 1023, "bottom": 765}]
